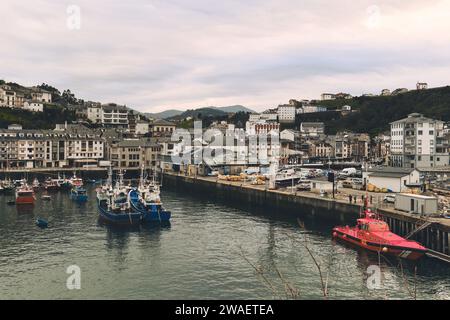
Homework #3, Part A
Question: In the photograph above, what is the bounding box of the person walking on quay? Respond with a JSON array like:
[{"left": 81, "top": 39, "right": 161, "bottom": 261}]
[{"left": 349, "top": 194, "right": 353, "bottom": 203}]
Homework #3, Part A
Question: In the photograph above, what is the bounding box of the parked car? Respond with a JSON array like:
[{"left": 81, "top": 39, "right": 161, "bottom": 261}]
[
  {"left": 341, "top": 180, "right": 353, "bottom": 189},
  {"left": 383, "top": 194, "right": 396, "bottom": 204},
  {"left": 208, "top": 170, "right": 219, "bottom": 177}
]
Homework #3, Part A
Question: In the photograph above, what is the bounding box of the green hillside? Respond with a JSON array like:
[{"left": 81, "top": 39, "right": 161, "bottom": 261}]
[
  {"left": 0, "top": 105, "right": 76, "bottom": 130},
  {"left": 300, "top": 86, "right": 450, "bottom": 135}
]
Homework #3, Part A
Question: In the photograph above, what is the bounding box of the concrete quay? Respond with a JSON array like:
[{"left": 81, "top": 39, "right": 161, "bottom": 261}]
[{"left": 163, "top": 172, "right": 450, "bottom": 263}]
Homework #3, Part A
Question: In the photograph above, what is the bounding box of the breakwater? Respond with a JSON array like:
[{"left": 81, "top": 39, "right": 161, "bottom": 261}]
[{"left": 163, "top": 173, "right": 450, "bottom": 263}]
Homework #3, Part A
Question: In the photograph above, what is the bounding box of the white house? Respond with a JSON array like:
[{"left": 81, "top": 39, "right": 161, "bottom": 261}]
[
  {"left": 277, "top": 105, "right": 296, "bottom": 123},
  {"left": 23, "top": 101, "right": 44, "bottom": 112},
  {"left": 341, "top": 105, "right": 352, "bottom": 111},
  {"left": 321, "top": 93, "right": 336, "bottom": 101},
  {"left": 301, "top": 106, "right": 327, "bottom": 114},
  {"left": 135, "top": 120, "right": 150, "bottom": 135},
  {"left": 363, "top": 167, "right": 421, "bottom": 193},
  {"left": 416, "top": 82, "right": 428, "bottom": 90},
  {"left": 31, "top": 89, "right": 52, "bottom": 103},
  {"left": 87, "top": 105, "right": 102, "bottom": 123}
]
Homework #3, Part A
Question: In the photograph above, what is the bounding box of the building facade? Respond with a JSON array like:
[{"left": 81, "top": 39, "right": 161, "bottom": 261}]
[{"left": 390, "top": 113, "right": 450, "bottom": 169}]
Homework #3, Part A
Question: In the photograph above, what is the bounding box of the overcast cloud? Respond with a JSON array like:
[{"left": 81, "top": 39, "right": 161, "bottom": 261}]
[{"left": 1, "top": 0, "right": 450, "bottom": 112}]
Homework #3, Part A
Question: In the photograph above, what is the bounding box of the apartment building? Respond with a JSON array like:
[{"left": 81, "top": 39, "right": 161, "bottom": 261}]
[
  {"left": 277, "top": 105, "right": 296, "bottom": 123},
  {"left": 321, "top": 93, "right": 336, "bottom": 101},
  {"left": 309, "top": 141, "right": 333, "bottom": 159},
  {"left": 109, "top": 139, "right": 161, "bottom": 169},
  {"left": 30, "top": 88, "right": 52, "bottom": 103},
  {"left": 101, "top": 103, "right": 129, "bottom": 128},
  {"left": 300, "top": 122, "right": 325, "bottom": 137},
  {"left": 0, "top": 85, "right": 25, "bottom": 108},
  {"left": 87, "top": 104, "right": 102, "bottom": 123},
  {"left": 23, "top": 101, "right": 44, "bottom": 112},
  {"left": 0, "top": 124, "right": 104, "bottom": 168},
  {"left": 390, "top": 113, "right": 450, "bottom": 168},
  {"left": 150, "top": 119, "right": 176, "bottom": 136}
]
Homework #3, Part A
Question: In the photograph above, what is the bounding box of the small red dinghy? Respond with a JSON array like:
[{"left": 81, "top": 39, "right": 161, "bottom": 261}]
[{"left": 333, "top": 197, "right": 427, "bottom": 261}]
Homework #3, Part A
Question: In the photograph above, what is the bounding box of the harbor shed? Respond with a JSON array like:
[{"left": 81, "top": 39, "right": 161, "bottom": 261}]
[
  {"left": 395, "top": 194, "right": 438, "bottom": 215},
  {"left": 310, "top": 178, "right": 334, "bottom": 194},
  {"left": 363, "top": 167, "right": 420, "bottom": 193}
]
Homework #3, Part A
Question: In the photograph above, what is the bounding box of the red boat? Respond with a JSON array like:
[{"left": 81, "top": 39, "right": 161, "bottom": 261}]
[
  {"left": 333, "top": 198, "right": 427, "bottom": 261},
  {"left": 15, "top": 184, "right": 36, "bottom": 205}
]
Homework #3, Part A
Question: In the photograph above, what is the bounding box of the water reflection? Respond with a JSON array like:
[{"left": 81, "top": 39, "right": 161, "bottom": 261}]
[{"left": 16, "top": 204, "right": 34, "bottom": 215}]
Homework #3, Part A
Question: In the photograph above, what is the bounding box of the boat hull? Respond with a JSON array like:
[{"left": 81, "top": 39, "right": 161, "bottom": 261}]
[
  {"left": 97, "top": 200, "right": 142, "bottom": 226},
  {"left": 16, "top": 196, "right": 35, "bottom": 205},
  {"left": 333, "top": 228, "right": 426, "bottom": 261},
  {"left": 129, "top": 190, "right": 171, "bottom": 222},
  {"left": 70, "top": 193, "right": 88, "bottom": 202}
]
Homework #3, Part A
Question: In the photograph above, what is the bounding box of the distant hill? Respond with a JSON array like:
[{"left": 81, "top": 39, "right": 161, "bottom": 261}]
[
  {"left": 299, "top": 86, "right": 450, "bottom": 135},
  {"left": 145, "top": 109, "right": 184, "bottom": 119},
  {"left": 147, "top": 105, "right": 255, "bottom": 119},
  {"left": 215, "top": 105, "right": 255, "bottom": 113},
  {"left": 168, "top": 107, "right": 227, "bottom": 120}
]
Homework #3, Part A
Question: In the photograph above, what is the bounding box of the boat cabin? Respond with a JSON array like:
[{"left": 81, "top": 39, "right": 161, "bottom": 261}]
[{"left": 356, "top": 219, "right": 390, "bottom": 232}]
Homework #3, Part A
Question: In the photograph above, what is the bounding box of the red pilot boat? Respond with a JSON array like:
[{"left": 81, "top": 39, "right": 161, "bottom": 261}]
[
  {"left": 15, "top": 184, "right": 36, "bottom": 205},
  {"left": 332, "top": 198, "right": 427, "bottom": 261}
]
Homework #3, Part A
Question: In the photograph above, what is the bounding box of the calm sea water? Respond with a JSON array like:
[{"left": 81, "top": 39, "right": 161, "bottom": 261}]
[{"left": 0, "top": 185, "right": 449, "bottom": 300}]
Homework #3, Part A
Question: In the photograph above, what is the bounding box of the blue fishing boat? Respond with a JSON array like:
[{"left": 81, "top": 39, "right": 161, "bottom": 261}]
[
  {"left": 97, "top": 168, "right": 142, "bottom": 226},
  {"left": 129, "top": 189, "right": 171, "bottom": 222},
  {"left": 70, "top": 186, "right": 88, "bottom": 202},
  {"left": 128, "top": 166, "right": 171, "bottom": 223}
]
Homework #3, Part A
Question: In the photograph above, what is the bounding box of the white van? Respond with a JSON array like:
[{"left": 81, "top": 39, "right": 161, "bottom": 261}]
[{"left": 340, "top": 168, "right": 357, "bottom": 177}]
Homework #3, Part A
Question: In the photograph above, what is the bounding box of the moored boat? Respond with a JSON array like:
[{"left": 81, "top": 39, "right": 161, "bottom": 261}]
[
  {"left": 69, "top": 173, "right": 83, "bottom": 188},
  {"left": 70, "top": 186, "right": 88, "bottom": 202},
  {"left": 32, "top": 178, "right": 41, "bottom": 190},
  {"left": 128, "top": 166, "right": 171, "bottom": 223},
  {"left": 97, "top": 168, "right": 142, "bottom": 226},
  {"left": 44, "top": 178, "right": 60, "bottom": 191},
  {"left": 15, "top": 184, "right": 35, "bottom": 205},
  {"left": 332, "top": 197, "right": 427, "bottom": 261},
  {"left": 2, "top": 179, "right": 15, "bottom": 194}
]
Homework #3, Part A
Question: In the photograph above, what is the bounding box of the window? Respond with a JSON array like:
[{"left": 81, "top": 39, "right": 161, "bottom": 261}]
[
  {"left": 418, "top": 130, "right": 423, "bottom": 135},
  {"left": 429, "top": 130, "right": 434, "bottom": 135}
]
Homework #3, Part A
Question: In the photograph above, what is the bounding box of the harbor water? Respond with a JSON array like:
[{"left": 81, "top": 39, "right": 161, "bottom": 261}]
[{"left": 0, "top": 186, "right": 449, "bottom": 300}]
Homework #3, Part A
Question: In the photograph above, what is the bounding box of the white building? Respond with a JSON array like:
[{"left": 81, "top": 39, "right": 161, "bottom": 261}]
[
  {"left": 280, "top": 129, "right": 297, "bottom": 142},
  {"left": 341, "top": 105, "right": 352, "bottom": 111},
  {"left": 321, "top": 93, "right": 336, "bottom": 101},
  {"left": 135, "top": 120, "right": 150, "bottom": 135},
  {"left": 87, "top": 105, "right": 102, "bottom": 123},
  {"left": 0, "top": 85, "right": 25, "bottom": 108},
  {"left": 300, "top": 122, "right": 325, "bottom": 137},
  {"left": 302, "top": 106, "right": 327, "bottom": 114},
  {"left": 101, "top": 103, "right": 129, "bottom": 128},
  {"left": 381, "top": 89, "right": 391, "bottom": 96},
  {"left": 277, "top": 105, "right": 296, "bottom": 123},
  {"left": 23, "top": 101, "right": 44, "bottom": 112},
  {"left": 416, "top": 82, "right": 428, "bottom": 90},
  {"left": 31, "top": 89, "right": 52, "bottom": 103},
  {"left": 363, "top": 167, "right": 420, "bottom": 193},
  {"left": 390, "top": 113, "right": 449, "bottom": 169}
]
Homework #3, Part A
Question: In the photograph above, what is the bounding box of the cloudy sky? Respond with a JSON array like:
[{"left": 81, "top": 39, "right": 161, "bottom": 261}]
[{"left": 2, "top": 0, "right": 450, "bottom": 112}]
